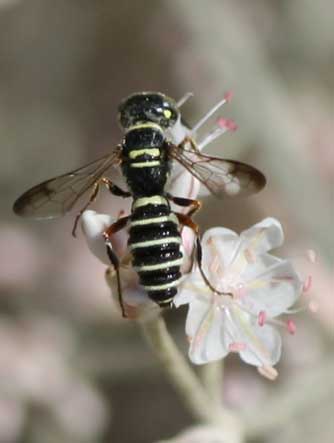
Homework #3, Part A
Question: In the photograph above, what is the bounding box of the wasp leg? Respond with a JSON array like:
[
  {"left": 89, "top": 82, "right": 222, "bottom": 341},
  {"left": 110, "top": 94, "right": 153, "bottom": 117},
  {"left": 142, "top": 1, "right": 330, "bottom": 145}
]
[
  {"left": 167, "top": 194, "right": 201, "bottom": 217},
  {"left": 178, "top": 135, "right": 200, "bottom": 152},
  {"left": 175, "top": 212, "right": 231, "bottom": 297},
  {"left": 101, "top": 178, "right": 132, "bottom": 198},
  {"left": 72, "top": 178, "right": 131, "bottom": 237},
  {"left": 103, "top": 216, "right": 130, "bottom": 318}
]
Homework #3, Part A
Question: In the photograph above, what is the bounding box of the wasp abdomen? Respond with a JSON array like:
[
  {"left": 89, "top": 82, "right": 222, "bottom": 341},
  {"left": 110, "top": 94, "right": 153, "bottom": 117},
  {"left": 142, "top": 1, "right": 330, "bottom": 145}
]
[{"left": 129, "top": 196, "right": 183, "bottom": 307}]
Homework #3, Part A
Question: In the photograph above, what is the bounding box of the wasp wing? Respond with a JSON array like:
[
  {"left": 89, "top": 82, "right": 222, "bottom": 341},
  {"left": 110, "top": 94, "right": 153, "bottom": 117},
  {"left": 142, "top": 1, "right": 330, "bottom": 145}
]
[
  {"left": 169, "top": 143, "right": 266, "bottom": 198},
  {"left": 13, "top": 148, "right": 122, "bottom": 219}
]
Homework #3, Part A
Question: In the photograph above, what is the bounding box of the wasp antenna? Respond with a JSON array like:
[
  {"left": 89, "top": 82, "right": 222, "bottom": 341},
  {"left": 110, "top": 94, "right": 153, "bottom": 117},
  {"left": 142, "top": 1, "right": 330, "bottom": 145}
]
[{"left": 177, "top": 92, "right": 194, "bottom": 108}]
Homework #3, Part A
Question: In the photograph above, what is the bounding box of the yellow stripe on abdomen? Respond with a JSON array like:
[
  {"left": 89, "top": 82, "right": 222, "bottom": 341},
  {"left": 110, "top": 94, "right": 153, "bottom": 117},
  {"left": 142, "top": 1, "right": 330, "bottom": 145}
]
[
  {"left": 142, "top": 279, "right": 181, "bottom": 291},
  {"left": 133, "top": 195, "right": 168, "bottom": 209},
  {"left": 130, "top": 214, "right": 178, "bottom": 227},
  {"left": 130, "top": 161, "right": 160, "bottom": 168},
  {"left": 134, "top": 257, "right": 183, "bottom": 272},
  {"left": 129, "top": 237, "right": 181, "bottom": 250},
  {"left": 129, "top": 148, "right": 160, "bottom": 159}
]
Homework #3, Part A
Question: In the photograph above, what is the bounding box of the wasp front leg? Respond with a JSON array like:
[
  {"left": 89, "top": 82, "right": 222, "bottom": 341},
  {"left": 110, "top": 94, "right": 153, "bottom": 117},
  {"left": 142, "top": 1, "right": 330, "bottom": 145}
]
[
  {"left": 72, "top": 178, "right": 131, "bottom": 237},
  {"left": 178, "top": 135, "right": 200, "bottom": 153},
  {"left": 103, "top": 216, "right": 130, "bottom": 318}
]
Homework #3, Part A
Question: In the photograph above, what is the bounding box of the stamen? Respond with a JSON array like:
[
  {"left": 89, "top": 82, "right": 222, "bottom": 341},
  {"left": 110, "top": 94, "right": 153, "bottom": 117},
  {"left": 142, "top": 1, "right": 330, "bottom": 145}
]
[
  {"left": 192, "top": 308, "right": 215, "bottom": 348},
  {"left": 270, "top": 275, "right": 296, "bottom": 288},
  {"left": 302, "top": 275, "right": 312, "bottom": 293},
  {"left": 224, "top": 91, "right": 233, "bottom": 103},
  {"left": 191, "top": 96, "right": 230, "bottom": 133},
  {"left": 308, "top": 300, "right": 319, "bottom": 313},
  {"left": 287, "top": 249, "right": 317, "bottom": 263},
  {"left": 177, "top": 92, "right": 194, "bottom": 108},
  {"left": 287, "top": 319, "right": 297, "bottom": 335},
  {"left": 217, "top": 117, "right": 238, "bottom": 131},
  {"left": 229, "top": 342, "right": 247, "bottom": 352},
  {"left": 209, "top": 254, "right": 221, "bottom": 275},
  {"left": 257, "top": 365, "right": 278, "bottom": 381},
  {"left": 197, "top": 127, "right": 228, "bottom": 149},
  {"left": 244, "top": 248, "right": 256, "bottom": 264},
  {"left": 306, "top": 249, "right": 317, "bottom": 263},
  {"left": 284, "top": 306, "right": 306, "bottom": 314},
  {"left": 270, "top": 318, "right": 287, "bottom": 328},
  {"left": 258, "top": 310, "right": 267, "bottom": 327}
]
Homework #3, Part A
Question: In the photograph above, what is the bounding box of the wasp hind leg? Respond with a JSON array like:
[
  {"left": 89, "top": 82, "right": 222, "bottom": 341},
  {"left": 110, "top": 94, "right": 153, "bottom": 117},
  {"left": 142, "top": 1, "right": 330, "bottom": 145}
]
[
  {"left": 103, "top": 216, "right": 130, "bottom": 318},
  {"left": 175, "top": 212, "right": 231, "bottom": 297},
  {"left": 72, "top": 178, "right": 131, "bottom": 237},
  {"left": 167, "top": 194, "right": 201, "bottom": 217},
  {"left": 170, "top": 195, "right": 230, "bottom": 295}
]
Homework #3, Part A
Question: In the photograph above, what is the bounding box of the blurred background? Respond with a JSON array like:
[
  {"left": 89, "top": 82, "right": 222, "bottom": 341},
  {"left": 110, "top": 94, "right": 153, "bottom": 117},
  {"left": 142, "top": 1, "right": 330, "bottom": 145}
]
[{"left": 0, "top": 1, "right": 333, "bottom": 442}]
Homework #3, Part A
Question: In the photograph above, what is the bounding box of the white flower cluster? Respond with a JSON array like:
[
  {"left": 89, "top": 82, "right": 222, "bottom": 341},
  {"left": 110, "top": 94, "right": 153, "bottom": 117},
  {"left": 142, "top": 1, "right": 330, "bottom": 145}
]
[
  {"left": 174, "top": 218, "right": 302, "bottom": 378},
  {"left": 80, "top": 94, "right": 303, "bottom": 378}
]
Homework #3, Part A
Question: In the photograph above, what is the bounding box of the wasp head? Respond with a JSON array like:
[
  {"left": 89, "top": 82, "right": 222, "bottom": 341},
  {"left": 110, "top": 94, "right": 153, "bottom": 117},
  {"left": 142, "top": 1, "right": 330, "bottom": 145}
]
[{"left": 118, "top": 92, "right": 179, "bottom": 129}]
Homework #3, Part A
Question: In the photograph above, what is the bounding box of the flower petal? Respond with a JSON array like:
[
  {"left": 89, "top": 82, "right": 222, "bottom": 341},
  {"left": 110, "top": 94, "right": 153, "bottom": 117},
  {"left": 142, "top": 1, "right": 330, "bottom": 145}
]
[
  {"left": 238, "top": 323, "right": 282, "bottom": 367},
  {"left": 239, "top": 218, "right": 284, "bottom": 255},
  {"left": 226, "top": 218, "right": 284, "bottom": 277},
  {"left": 106, "top": 265, "right": 150, "bottom": 307},
  {"left": 241, "top": 256, "right": 303, "bottom": 317},
  {"left": 184, "top": 297, "right": 210, "bottom": 337},
  {"left": 187, "top": 302, "right": 228, "bottom": 364},
  {"left": 174, "top": 271, "right": 206, "bottom": 308},
  {"left": 81, "top": 210, "right": 115, "bottom": 265},
  {"left": 227, "top": 306, "right": 282, "bottom": 366},
  {"left": 201, "top": 227, "right": 239, "bottom": 275}
]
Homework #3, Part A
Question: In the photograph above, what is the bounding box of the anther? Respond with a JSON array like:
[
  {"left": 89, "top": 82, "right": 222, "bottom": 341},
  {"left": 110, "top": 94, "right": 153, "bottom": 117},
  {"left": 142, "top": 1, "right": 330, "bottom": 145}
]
[
  {"left": 287, "top": 319, "right": 297, "bottom": 335},
  {"left": 257, "top": 365, "right": 278, "bottom": 380},
  {"left": 258, "top": 310, "right": 267, "bottom": 327},
  {"left": 306, "top": 249, "right": 317, "bottom": 263},
  {"left": 217, "top": 117, "right": 238, "bottom": 131},
  {"left": 302, "top": 275, "right": 312, "bottom": 293},
  {"left": 308, "top": 300, "right": 319, "bottom": 313},
  {"left": 224, "top": 91, "right": 233, "bottom": 103}
]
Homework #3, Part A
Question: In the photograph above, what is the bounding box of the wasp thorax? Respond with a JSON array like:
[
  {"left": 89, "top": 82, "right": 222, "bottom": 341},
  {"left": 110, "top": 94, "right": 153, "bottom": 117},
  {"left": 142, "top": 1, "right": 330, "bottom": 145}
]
[{"left": 118, "top": 92, "right": 179, "bottom": 129}]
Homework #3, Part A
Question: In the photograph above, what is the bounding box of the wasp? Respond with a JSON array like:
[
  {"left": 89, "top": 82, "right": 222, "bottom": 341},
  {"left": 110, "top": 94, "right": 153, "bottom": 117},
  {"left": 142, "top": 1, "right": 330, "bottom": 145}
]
[{"left": 13, "top": 92, "right": 266, "bottom": 316}]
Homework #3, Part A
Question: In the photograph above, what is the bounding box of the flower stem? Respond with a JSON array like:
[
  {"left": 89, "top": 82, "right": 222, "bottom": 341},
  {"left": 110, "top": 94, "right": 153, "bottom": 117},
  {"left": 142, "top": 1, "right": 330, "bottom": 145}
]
[
  {"left": 139, "top": 314, "right": 243, "bottom": 443},
  {"left": 140, "top": 315, "right": 217, "bottom": 423},
  {"left": 199, "top": 360, "right": 224, "bottom": 408}
]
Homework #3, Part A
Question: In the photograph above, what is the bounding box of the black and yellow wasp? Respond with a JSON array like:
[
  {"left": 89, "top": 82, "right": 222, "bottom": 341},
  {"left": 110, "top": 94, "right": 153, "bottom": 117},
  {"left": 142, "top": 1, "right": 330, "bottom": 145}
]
[{"left": 13, "top": 92, "right": 265, "bottom": 316}]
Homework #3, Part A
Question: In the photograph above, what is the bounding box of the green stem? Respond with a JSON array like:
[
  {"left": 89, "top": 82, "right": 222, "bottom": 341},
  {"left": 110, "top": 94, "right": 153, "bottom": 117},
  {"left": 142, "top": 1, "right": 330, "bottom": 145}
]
[
  {"left": 140, "top": 314, "right": 243, "bottom": 443},
  {"left": 200, "top": 360, "right": 224, "bottom": 408}
]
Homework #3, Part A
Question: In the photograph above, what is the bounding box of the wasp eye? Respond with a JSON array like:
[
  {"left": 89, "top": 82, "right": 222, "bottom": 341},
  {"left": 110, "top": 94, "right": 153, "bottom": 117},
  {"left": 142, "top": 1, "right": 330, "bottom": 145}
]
[{"left": 163, "top": 109, "right": 172, "bottom": 119}]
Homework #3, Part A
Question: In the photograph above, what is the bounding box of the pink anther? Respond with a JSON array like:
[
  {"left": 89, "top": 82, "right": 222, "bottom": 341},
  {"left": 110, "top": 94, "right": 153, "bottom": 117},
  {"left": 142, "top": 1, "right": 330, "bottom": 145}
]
[
  {"left": 303, "top": 275, "right": 312, "bottom": 293},
  {"left": 287, "top": 319, "right": 297, "bottom": 335},
  {"left": 258, "top": 310, "right": 267, "bottom": 327},
  {"left": 217, "top": 118, "right": 238, "bottom": 131},
  {"left": 224, "top": 91, "right": 233, "bottom": 103}
]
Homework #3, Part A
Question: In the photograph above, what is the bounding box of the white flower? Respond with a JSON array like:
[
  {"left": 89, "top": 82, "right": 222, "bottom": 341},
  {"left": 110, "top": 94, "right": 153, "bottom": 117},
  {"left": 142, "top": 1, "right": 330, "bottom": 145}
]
[{"left": 174, "top": 218, "right": 303, "bottom": 377}]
